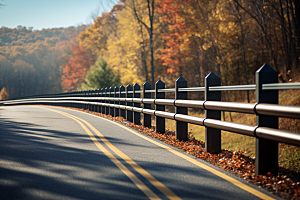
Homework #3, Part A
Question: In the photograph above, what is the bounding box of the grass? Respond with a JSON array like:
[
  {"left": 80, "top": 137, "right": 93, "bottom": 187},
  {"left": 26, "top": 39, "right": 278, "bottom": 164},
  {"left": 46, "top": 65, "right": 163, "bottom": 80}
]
[
  {"left": 165, "top": 112, "right": 257, "bottom": 156},
  {"left": 164, "top": 77, "right": 300, "bottom": 172}
]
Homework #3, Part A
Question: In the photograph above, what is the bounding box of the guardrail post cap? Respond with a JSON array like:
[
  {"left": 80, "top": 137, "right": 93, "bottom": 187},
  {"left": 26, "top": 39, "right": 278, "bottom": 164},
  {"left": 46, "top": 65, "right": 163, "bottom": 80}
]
[
  {"left": 143, "top": 81, "right": 151, "bottom": 86},
  {"left": 176, "top": 76, "right": 186, "bottom": 82},
  {"left": 256, "top": 63, "right": 277, "bottom": 74},
  {"left": 126, "top": 84, "right": 132, "bottom": 89},
  {"left": 155, "top": 79, "right": 164, "bottom": 85},
  {"left": 205, "top": 72, "right": 220, "bottom": 79}
]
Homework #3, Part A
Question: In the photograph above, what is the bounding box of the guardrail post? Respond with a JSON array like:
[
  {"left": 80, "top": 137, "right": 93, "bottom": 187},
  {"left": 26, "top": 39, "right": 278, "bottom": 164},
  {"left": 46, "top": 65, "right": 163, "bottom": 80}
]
[
  {"left": 84, "top": 91, "right": 88, "bottom": 110},
  {"left": 115, "top": 86, "right": 119, "bottom": 117},
  {"left": 133, "top": 83, "right": 141, "bottom": 125},
  {"left": 143, "top": 81, "right": 152, "bottom": 128},
  {"left": 105, "top": 88, "right": 110, "bottom": 115},
  {"left": 100, "top": 88, "right": 104, "bottom": 114},
  {"left": 92, "top": 90, "right": 95, "bottom": 112},
  {"left": 175, "top": 77, "right": 188, "bottom": 141},
  {"left": 155, "top": 80, "right": 165, "bottom": 134},
  {"left": 79, "top": 91, "right": 82, "bottom": 109},
  {"left": 120, "top": 85, "right": 126, "bottom": 118},
  {"left": 94, "top": 90, "right": 97, "bottom": 112},
  {"left": 74, "top": 91, "right": 80, "bottom": 108},
  {"left": 255, "top": 63, "right": 278, "bottom": 175},
  {"left": 126, "top": 84, "right": 133, "bottom": 123},
  {"left": 110, "top": 87, "right": 114, "bottom": 117},
  {"left": 73, "top": 92, "right": 77, "bottom": 108},
  {"left": 71, "top": 92, "right": 74, "bottom": 108},
  {"left": 89, "top": 90, "right": 92, "bottom": 111},
  {"left": 205, "top": 72, "right": 221, "bottom": 154},
  {"left": 96, "top": 89, "right": 100, "bottom": 112},
  {"left": 88, "top": 90, "right": 91, "bottom": 110}
]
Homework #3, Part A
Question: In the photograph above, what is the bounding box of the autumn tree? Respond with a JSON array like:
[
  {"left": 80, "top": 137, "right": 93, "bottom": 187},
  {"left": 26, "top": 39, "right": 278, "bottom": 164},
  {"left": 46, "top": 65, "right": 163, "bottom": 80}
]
[
  {"left": 79, "top": 4, "right": 123, "bottom": 57},
  {"left": 79, "top": 57, "right": 121, "bottom": 90},
  {"left": 157, "top": 0, "right": 190, "bottom": 77},
  {"left": 62, "top": 44, "right": 96, "bottom": 91},
  {"left": 233, "top": 0, "right": 300, "bottom": 81},
  {"left": 131, "top": 0, "right": 156, "bottom": 86},
  {"left": 0, "top": 87, "right": 9, "bottom": 100}
]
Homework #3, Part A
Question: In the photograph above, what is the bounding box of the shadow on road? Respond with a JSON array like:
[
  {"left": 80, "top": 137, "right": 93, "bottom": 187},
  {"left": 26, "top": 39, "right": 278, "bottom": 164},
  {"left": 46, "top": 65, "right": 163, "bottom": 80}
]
[{"left": 0, "top": 118, "right": 146, "bottom": 200}]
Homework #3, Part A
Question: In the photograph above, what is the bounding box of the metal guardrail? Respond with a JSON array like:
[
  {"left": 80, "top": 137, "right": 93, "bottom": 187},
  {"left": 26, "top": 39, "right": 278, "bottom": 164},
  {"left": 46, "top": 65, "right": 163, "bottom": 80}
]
[
  {"left": 1, "top": 63, "right": 300, "bottom": 176},
  {"left": 262, "top": 82, "right": 300, "bottom": 90},
  {"left": 209, "top": 84, "right": 256, "bottom": 91}
]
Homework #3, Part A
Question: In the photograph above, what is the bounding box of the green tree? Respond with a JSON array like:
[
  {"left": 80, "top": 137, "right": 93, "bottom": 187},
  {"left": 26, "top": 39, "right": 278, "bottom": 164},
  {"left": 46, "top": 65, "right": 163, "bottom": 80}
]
[{"left": 79, "top": 58, "right": 121, "bottom": 90}]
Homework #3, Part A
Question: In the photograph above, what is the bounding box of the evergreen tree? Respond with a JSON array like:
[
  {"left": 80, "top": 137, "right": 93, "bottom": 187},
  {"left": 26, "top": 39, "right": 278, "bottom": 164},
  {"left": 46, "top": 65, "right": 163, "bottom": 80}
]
[{"left": 79, "top": 58, "right": 121, "bottom": 90}]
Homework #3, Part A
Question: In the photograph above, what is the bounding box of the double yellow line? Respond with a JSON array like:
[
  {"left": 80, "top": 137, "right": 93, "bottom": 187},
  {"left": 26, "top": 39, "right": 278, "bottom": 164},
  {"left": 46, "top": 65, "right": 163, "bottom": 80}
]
[
  {"left": 41, "top": 106, "right": 276, "bottom": 200},
  {"left": 40, "top": 107, "right": 181, "bottom": 200}
]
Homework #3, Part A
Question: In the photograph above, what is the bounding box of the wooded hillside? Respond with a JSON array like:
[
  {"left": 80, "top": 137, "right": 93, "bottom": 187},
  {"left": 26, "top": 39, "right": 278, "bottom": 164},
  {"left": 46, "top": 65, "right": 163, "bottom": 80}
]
[{"left": 0, "top": 25, "right": 87, "bottom": 99}]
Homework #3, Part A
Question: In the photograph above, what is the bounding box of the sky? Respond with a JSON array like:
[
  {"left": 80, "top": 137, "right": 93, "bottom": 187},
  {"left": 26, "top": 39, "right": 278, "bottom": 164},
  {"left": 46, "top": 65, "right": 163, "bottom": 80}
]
[{"left": 0, "top": 0, "right": 117, "bottom": 30}]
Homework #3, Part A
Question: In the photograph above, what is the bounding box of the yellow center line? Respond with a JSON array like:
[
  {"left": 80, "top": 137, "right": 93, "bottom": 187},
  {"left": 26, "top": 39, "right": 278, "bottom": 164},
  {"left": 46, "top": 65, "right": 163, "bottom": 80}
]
[
  {"left": 53, "top": 106, "right": 275, "bottom": 200},
  {"left": 60, "top": 112, "right": 181, "bottom": 200},
  {"left": 39, "top": 107, "right": 161, "bottom": 200}
]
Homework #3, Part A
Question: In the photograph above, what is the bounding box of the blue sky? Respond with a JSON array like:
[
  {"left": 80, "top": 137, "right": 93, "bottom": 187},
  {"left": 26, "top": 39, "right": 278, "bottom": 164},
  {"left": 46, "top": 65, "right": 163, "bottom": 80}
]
[{"left": 0, "top": 0, "right": 116, "bottom": 30}]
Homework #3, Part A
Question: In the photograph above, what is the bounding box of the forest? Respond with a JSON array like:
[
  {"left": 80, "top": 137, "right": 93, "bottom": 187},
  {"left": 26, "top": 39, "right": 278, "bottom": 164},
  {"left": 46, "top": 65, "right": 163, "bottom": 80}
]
[
  {"left": 0, "top": 0, "right": 299, "bottom": 101},
  {"left": 0, "top": 25, "right": 90, "bottom": 99}
]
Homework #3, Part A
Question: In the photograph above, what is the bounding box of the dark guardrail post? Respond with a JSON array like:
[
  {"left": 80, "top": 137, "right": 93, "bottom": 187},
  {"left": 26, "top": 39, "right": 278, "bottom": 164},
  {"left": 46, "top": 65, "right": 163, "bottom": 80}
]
[
  {"left": 133, "top": 83, "right": 141, "bottom": 125},
  {"left": 89, "top": 90, "right": 92, "bottom": 111},
  {"left": 100, "top": 88, "right": 103, "bottom": 114},
  {"left": 175, "top": 77, "right": 188, "bottom": 141},
  {"left": 105, "top": 88, "right": 109, "bottom": 115},
  {"left": 205, "top": 72, "right": 221, "bottom": 154},
  {"left": 71, "top": 92, "right": 74, "bottom": 108},
  {"left": 110, "top": 87, "right": 114, "bottom": 117},
  {"left": 91, "top": 90, "right": 96, "bottom": 112},
  {"left": 126, "top": 84, "right": 133, "bottom": 122},
  {"left": 155, "top": 80, "right": 165, "bottom": 134},
  {"left": 87, "top": 90, "right": 90, "bottom": 110},
  {"left": 94, "top": 89, "right": 97, "bottom": 112},
  {"left": 78, "top": 91, "right": 81, "bottom": 109},
  {"left": 84, "top": 91, "right": 88, "bottom": 110},
  {"left": 120, "top": 85, "right": 126, "bottom": 118},
  {"left": 95, "top": 89, "right": 100, "bottom": 113},
  {"left": 143, "top": 81, "right": 151, "bottom": 128},
  {"left": 72, "top": 92, "right": 74, "bottom": 108},
  {"left": 115, "top": 86, "right": 119, "bottom": 117},
  {"left": 76, "top": 91, "right": 78, "bottom": 108},
  {"left": 91, "top": 90, "right": 95, "bottom": 111},
  {"left": 255, "top": 63, "right": 278, "bottom": 175},
  {"left": 81, "top": 91, "right": 83, "bottom": 109}
]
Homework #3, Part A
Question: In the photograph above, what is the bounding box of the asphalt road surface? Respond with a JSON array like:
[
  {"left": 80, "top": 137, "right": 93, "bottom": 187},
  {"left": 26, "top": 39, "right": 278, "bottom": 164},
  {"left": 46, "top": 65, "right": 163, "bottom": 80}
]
[{"left": 0, "top": 105, "right": 280, "bottom": 200}]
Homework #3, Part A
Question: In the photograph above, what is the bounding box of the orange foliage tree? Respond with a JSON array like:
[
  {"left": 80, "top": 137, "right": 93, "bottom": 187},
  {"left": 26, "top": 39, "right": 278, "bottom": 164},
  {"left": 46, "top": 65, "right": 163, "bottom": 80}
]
[
  {"left": 157, "top": 0, "right": 190, "bottom": 76},
  {"left": 62, "top": 44, "right": 96, "bottom": 91},
  {"left": 0, "top": 87, "right": 9, "bottom": 100}
]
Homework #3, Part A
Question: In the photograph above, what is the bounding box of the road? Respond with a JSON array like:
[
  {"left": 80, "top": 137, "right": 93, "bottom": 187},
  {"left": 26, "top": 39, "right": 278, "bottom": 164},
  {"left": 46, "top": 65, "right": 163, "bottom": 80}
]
[{"left": 0, "top": 105, "right": 280, "bottom": 200}]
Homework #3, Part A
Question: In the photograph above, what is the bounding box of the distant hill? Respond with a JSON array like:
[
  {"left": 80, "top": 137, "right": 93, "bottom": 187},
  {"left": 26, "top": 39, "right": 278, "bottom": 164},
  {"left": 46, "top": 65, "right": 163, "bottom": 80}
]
[{"left": 0, "top": 25, "right": 87, "bottom": 99}]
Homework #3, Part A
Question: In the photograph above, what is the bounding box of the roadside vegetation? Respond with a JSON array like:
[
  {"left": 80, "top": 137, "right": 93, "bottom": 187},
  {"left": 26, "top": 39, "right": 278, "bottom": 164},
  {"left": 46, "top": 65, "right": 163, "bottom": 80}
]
[{"left": 164, "top": 73, "right": 300, "bottom": 172}]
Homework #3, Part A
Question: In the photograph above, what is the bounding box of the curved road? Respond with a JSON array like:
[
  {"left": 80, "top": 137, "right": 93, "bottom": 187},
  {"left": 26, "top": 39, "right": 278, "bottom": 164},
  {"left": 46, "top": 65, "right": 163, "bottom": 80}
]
[{"left": 0, "top": 106, "right": 280, "bottom": 200}]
